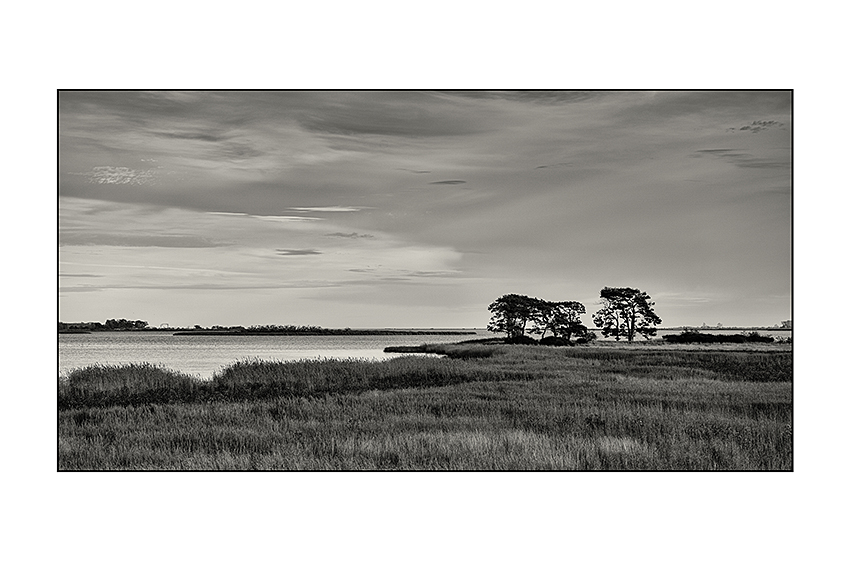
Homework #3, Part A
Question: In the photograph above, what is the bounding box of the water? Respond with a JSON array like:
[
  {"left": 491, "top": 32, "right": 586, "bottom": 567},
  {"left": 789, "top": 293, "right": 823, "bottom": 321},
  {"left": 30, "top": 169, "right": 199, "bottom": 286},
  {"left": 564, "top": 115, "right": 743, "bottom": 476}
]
[
  {"left": 58, "top": 328, "right": 790, "bottom": 380},
  {"left": 58, "top": 330, "right": 492, "bottom": 379}
]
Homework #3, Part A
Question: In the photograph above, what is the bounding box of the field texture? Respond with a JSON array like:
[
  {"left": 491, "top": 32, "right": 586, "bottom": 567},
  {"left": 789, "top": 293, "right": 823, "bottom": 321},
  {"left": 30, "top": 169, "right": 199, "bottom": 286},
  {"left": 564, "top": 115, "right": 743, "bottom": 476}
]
[{"left": 58, "top": 344, "right": 792, "bottom": 470}]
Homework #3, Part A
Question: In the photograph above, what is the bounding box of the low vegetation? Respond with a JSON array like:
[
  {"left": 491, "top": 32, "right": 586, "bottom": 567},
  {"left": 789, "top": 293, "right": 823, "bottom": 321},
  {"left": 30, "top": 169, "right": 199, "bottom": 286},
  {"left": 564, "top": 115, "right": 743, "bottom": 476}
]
[
  {"left": 663, "top": 331, "right": 777, "bottom": 344},
  {"left": 58, "top": 344, "right": 792, "bottom": 470}
]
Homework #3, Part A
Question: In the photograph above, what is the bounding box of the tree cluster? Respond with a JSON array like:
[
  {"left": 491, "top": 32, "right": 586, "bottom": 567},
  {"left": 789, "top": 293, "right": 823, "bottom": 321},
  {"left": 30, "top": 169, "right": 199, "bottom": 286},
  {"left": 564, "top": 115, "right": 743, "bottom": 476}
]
[
  {"left": 488, "top": 287, "right": 662, "bottom": 344},
  {"left": 487, "top": 294, "right": 590, "bottom": 344},
  {"left": 59, "top": 319, "right": 149, "bottom": 332}
]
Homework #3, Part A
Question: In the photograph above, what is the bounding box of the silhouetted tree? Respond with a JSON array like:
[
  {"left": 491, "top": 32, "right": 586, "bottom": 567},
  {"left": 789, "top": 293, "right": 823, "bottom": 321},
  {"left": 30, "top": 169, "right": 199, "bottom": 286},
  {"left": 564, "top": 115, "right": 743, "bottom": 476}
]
[
  {"left": 592, "top": 287, "right": 661, "bottom": 342},
  {"left": 487, "top": 294, "right": 538, "bottom": 339},
  {"left": 489, "top": 295, "right": 589, "bottom": 343},
  {"left": 531, "top": 300, "right": 588, "bottom": 340}
]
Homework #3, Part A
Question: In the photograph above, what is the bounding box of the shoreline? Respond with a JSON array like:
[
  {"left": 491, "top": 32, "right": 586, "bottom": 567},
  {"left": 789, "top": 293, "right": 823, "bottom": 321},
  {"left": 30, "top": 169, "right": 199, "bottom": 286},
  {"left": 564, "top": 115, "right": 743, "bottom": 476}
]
[{"left": 172, "top": 330, "right": 478, "bottom": 336}]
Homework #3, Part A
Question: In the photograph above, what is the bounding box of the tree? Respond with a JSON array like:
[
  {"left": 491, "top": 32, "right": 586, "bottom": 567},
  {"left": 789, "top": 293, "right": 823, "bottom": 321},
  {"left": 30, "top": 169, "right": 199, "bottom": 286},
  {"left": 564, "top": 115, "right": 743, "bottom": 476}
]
[
  {"left": 487, "top": 294, "right": 538, "bottom": 340},
  {"left": 531, "top": 300, "right": 588, "bottom": 341},
  {"left": 592, "top": 287, "right": 661, "bottom": 342},
  {"left": 489, "top": 295, "right": 589, "bottom": 343}
]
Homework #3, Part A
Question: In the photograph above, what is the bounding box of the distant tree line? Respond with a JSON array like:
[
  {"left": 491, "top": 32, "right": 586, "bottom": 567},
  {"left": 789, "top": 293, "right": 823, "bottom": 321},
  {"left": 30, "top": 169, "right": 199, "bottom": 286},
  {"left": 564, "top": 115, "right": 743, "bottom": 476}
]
[
  {"left": 663, "top": 331, "right": 776, "bottom": 344},
  {"left": 175, "top": 325, "right": 475, "bottom": 336},
  {"left": 59, "top": 319, "right": 149, "bottom": 332},
  {"left": 487, "top": 287, "right": 661, "bottom": 344}
]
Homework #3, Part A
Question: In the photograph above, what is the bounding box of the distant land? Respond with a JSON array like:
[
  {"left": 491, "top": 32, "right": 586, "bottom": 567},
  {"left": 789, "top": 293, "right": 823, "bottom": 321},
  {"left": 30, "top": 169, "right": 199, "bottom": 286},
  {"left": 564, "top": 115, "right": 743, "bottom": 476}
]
[
  {"left": 172, "top": 327, "right": 477, "bottom": 337},
  {"left": 58, "top": 320, "right": 790, "bottom": 335},
  {"left": 58, "top": 321, "right": 476, "bottom": 336}
]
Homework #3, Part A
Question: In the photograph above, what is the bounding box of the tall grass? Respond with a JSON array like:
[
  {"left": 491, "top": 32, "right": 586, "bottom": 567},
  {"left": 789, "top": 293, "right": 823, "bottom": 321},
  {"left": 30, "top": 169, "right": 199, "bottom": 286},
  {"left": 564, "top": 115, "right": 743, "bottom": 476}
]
[
  {"left": 59, "top": 363, "right": 200, "bottom": 409},
  {"left": 59, "top": 346, "right": 792, "bottom": 410},
  {"left": 59, "top": 375, "right": 791, "bottom": 470},
  {"left": 58, "top": 345, "right": 792, "bottom": 470}
]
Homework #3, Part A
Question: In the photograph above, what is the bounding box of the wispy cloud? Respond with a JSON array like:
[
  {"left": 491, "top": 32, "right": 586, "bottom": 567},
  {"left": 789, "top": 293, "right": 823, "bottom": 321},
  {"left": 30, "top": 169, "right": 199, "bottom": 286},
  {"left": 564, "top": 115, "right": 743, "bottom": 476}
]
[
  {"left": 60, "top": 233, "right": 228, "bottom": 248},
  {"left": 208, "top": 212, "right": 322, "bottom": 222},
  {"left": 59, "top": 273, "right": 103, "bottom": 278},
  {"left": 325, "top": 232, "right": 375, "bottom": 239},
  {"left": 441, "top": 91, "right": 602, "bottom": 104},
  {"left": 254, "top": 215, "right": 324, "bottom": 222},
  {"left": 294, "top": 92, "right": 490, "bottom": 138},
  {"left": 691, "top": 149, "right": 788, "bottom": 169},
  {"left": 276, "top": 249, "right": 322, "bottom": 256},
  {"left": 429, "top": 180, "right": 466, "bottom": 185},
  {"left": 153, "top": 130, "right": 227, "bottom": 142},
  {"left": 288, "top": 206, "right": 366, "bottom": 213},
  {"left": 59, "top": 287, "right": 103, "bottom": 293}
]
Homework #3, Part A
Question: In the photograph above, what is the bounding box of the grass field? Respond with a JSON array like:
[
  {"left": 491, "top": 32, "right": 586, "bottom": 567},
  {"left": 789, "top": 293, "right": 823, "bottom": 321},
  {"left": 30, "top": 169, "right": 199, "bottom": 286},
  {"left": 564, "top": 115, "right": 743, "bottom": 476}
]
[{"left": 58, "top": 344, "right": 792, "bottom": 470}]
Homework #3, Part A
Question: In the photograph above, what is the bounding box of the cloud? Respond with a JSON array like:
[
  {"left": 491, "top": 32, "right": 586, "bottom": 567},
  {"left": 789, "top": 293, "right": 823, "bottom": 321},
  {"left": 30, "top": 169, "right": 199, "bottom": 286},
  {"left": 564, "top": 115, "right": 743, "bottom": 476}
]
[
  {"left": 254, "top": 215, "right": 323, "bottom": 222},
  {"left": 59, "top": 273, "right": 103, "bottom": 278},
  {"left": 441, "top": 91, "right": 603, "bottom": 105},
  {"left": 613, "top": 91, "right": 791, "bottom": 125},
  {"left": 58, "top": 91, "right": 791, "bottom": 327},
  {"left": 535, "top": 162, "right": 572, "bottom": 169},
  {"left": 407, "top": 270, "right": 459, "bottom": 278},
  {"left": 733, "top": 120, "right": 784, "bottom": 133},
  {"left": 346, "top": 267, "right": 459, "bottom": 279},
  {"left": 208, "top": 212, "right": 322, "bottom": 222},
  {"left": 59, "top": 287, "right": 103, "bottom": 293},
  {"left": 153, "top": 129, "right": 264, "bottom": 161},
  {"left": 288, "top": 206, "right": 366, "bottom": 213},
  {"left": 276, "top": 249, "right": 322, "bottom": 256},
  {"left": 325, "top": 232, "right": 375, "bottom": 239},
  {"left": 61, "top": 233, "right": 228, "bottom": 248},
  {"left": 62, "top": 282, "right": 343, "bottom": 293},
  {"left": 691, "top": 149, "right": 788, "bottom": 169},
  {"left": 153, "top": 131, "right": 227, "bottom": 142},
  {"left": 294, "top": 92, "right": 490, "bottom": 138}
]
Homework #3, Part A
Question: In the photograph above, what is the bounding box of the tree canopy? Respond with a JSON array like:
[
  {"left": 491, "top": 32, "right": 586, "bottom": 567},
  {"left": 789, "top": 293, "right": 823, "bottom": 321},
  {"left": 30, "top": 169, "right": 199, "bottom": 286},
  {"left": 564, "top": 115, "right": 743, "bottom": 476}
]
[
  {"left": 487, "top": 294, "right": 589, "bottom": 343},
  {"left": 592, "top": 287, "right": 661, "bottom": 342},
  {"left": 487, "top": 294, "right": 538, "bottom": 340}
]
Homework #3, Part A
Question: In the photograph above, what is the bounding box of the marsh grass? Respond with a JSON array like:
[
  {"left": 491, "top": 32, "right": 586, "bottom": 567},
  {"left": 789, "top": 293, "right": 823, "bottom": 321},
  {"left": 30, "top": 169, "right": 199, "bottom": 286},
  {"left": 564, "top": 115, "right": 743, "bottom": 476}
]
[
  {"left": 59, "top": 363, "right": 201, "bottom": 409},
  {"left": 58, "top": 345, "right": 792, "bottom": 470}
]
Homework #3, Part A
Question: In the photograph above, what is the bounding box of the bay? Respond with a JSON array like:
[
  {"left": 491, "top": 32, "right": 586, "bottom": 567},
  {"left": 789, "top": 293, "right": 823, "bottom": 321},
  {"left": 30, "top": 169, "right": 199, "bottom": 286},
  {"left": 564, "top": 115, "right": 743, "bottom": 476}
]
[
  {"left": 58, "top": 328, "right": 791, "bottom": 380},
  {"left": 58, "top": 330, "right": 492, "bottom": 379}
]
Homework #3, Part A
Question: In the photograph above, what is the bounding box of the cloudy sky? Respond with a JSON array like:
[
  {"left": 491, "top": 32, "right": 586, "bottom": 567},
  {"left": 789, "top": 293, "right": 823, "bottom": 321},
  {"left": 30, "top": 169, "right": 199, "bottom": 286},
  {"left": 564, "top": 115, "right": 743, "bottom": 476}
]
[{"left": 58, "top": 91, "right": 791, "bottom": 328}]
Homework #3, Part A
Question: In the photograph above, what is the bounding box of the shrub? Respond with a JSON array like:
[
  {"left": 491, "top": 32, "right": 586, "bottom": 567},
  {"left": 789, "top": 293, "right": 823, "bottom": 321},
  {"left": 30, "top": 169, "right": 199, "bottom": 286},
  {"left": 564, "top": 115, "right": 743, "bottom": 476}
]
[
  {"left": 663, "top": 331, "right": 775, "bottom": 344},
  {"left": 575, "top": 331, "right": 597, "bottom": 344},
  {"left": 506, "top": 335, "right": 539, "bottom": 345},
  {"left": 539, "top": 336, "right": 570, "bottom": 346},
  {"left": 423, "top": 344, "right": 500, "bottom": 358}
]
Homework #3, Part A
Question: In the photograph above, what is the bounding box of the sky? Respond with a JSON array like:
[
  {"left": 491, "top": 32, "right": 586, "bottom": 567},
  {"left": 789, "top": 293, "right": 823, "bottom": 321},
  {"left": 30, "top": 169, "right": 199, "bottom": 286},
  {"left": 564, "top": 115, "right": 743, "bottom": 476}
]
[{"left": 58, "top": 90, "right": 791, "bottom": 328}]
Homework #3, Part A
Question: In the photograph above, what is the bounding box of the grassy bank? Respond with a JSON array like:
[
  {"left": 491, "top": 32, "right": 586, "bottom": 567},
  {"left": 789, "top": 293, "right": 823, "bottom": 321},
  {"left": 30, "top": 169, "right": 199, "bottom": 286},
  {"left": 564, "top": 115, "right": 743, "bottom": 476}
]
[{"left": 58, "top": 345, "right": 792, "bottom": 470}]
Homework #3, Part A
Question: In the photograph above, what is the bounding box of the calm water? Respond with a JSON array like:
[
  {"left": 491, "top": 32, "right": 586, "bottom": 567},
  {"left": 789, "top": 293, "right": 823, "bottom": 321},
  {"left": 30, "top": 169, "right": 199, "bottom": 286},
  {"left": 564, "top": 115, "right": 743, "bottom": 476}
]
[
  {"left": 58, "top": 330, "right": 493, "bottom": 379},
  {"left": 58, "top": 328, "right": 791, "bottom": 380}
]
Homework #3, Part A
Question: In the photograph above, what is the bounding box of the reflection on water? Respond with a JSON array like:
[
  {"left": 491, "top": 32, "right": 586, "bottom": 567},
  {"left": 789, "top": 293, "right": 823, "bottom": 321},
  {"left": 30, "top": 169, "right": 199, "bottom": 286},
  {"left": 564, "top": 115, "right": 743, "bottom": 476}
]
[{"left": 58, "top": 331, "right": 489, "bottom": 379}]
